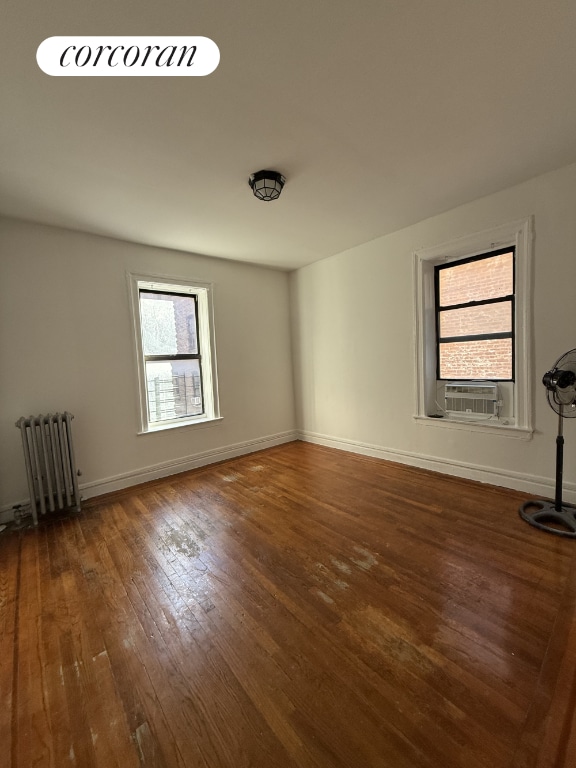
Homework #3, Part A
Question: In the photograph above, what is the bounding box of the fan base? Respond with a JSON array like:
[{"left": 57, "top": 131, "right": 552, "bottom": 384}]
[{"left": 519, "top": 499, "right": 576, "bottom": 538}]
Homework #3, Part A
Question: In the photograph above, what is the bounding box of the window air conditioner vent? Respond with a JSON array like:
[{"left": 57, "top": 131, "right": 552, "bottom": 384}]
[{"left": 444, "top": 381, "right": 499, "bottom": 416}]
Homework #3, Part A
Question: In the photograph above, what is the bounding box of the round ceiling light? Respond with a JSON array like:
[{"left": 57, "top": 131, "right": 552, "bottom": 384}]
[{"left": 248, "top": 170, "right": 286, "bottom": 201}]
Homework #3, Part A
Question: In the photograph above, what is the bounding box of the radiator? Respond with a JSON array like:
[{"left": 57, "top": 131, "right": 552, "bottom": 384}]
[{"left": 16, "top": 412, "right": 81, "bottom": 525}]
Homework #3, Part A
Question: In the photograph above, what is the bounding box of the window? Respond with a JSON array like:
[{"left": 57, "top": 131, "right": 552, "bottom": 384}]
[
  {"left": 129, "top": 275, "right": 219, "bottom": 432},
  {"left": 435, "top": 248, "right": 515, "bottom": 381},
  {"left": 413, "top": 218, "right": 533, "bottom": 436}
]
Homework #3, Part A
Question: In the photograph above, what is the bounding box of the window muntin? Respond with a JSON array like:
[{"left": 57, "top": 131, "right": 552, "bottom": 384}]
[{"left": 435, "top": 249, "right": 515, "bottom": 381}]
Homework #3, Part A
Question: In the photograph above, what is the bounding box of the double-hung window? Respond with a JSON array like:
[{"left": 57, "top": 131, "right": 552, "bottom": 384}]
[
  {"left": 435, "top": 248, "right": 515, "bottom": 381},
  {"left": 413, "top": 218, "right": 533, "bottom": 436},
  {"left": 129, "top": 275, "right": 219, "bottom": 432}
]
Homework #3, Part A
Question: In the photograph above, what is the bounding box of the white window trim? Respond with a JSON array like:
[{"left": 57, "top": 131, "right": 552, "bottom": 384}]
[
  {"left": 413, "top": 217, "right": 534, "bottom": 439},
  {"left": 128, "top": 272, "right": 221, "bottom": 434}
]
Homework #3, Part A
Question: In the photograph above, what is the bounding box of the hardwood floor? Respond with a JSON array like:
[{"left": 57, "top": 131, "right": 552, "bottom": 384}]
[{"left": 1, "top": 440, "right": 575, "bottom": 768}]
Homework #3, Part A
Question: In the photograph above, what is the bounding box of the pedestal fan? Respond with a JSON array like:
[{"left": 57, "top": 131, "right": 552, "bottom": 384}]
[{"left": 520, "top": 348, "right": 576, "bottom": 537}]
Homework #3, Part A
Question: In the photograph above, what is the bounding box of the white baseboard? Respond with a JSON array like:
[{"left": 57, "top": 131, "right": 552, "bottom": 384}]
[
  {"left": 298, "top": 429, "right": 576, "bottom": 503},
  {"left": 0, "top": 430, "right": 298, "bottom": 522},
  {"left": 81, "top": 430, "right": 298, "bottom": 499},
  {"left": 2, "top": 428, "right": 570, "bottom": 524}
]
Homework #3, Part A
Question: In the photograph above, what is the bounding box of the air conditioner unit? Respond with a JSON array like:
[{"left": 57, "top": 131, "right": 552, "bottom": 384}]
[{"left": 444, "top": 381, "right": 499, "bottom": 416}]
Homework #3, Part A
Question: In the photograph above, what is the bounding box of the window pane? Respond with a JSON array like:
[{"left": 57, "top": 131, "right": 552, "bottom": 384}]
[
  {"left": 439, "top": 338, "right": 512, "bottom": 380},
  {"left": 146, "top": 359, "right": 203, "bottom": 422},
  {"left": 140, "top": 292, "right": 198, "bottom": 355},
  {"left": 438, "top": 252, "right": 513, "bottom": 306},
  {"left": 439, "top": 300, "right": 512, "bottom": 338}
]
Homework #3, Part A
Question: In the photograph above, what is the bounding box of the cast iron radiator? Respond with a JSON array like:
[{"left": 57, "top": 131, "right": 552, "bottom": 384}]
[{"left": 16, "top": 412, "right": 81, "bottom": 525}]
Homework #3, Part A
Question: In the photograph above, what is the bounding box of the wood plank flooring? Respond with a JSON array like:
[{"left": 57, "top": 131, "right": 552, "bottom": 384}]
[{"left": 1, "top": 440, "right": 575, "bottom": 768}]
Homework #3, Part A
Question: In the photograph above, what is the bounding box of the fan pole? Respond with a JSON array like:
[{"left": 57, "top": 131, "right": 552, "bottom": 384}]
[{"left": 555, "top": 405, "right": 564, "bottom": 512}]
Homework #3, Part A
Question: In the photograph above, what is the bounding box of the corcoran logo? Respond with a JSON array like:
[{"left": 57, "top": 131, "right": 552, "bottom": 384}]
[{"left": 37, "top": 36, "right": 220, "bottom": 76}]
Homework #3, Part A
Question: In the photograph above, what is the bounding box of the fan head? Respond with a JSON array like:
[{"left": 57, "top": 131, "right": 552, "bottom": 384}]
[{"left": 542, "top": 348, "right": 576, "bottom": 417}]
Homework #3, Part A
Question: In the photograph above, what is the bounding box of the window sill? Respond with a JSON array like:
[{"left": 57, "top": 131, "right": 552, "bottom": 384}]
[
  {"left": 413, "top": 414, "right": 533, "bottom": 440},
  {"left": 138, "top": 416, "right": 223, "bottom": 435}
]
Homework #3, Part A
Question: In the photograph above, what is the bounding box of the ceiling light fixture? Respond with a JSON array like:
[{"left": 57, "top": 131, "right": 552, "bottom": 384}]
[{"left": 248, "top": 170, "right": 286, "bottom": 201}]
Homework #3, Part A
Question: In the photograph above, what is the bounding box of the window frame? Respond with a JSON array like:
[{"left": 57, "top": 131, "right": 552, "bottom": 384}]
[
  {"left": 434, "top": 247, "right": 516, "bottom": 382},
  {"left": 128, "top": 273, "right": 221, "bottom": 433},
  {"left": 139, "top": 289, "right": 205, "bottom": 421},
  {"left": 413, "top": 218, "right": 533, "bottom": 438}
]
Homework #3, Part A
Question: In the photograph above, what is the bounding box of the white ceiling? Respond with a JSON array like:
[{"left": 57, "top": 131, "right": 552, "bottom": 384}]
[{"left": 2, "top": 1, "right": 576, "bottom": 271}]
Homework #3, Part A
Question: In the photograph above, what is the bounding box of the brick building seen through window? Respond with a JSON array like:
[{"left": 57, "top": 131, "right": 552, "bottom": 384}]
[{"left": 435, "top": 249, "right": 514, "bottom": 380}]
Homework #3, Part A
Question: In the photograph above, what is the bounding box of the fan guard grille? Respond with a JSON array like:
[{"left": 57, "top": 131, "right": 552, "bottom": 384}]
[{"left": 543, "top": 348, "right": 576, "bottom": 417}]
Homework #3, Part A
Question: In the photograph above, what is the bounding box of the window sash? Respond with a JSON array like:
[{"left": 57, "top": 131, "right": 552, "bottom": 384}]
[
  {"left": 437, "top": 338, "right": 514, "bottom": 381},
  {"left": 438, "top": 297, "right": 514, "bottom": 342},
  {"left": 435, "top": 248, "right": 515, "bottom": 305}
]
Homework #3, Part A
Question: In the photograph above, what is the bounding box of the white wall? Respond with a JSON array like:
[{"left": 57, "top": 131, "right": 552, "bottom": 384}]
[
  {"left": 0, "top": 218, "right": 296, "bottom": 512},
  {"left": 290, "top": 162, "right": 576, "bottom": 501}
]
